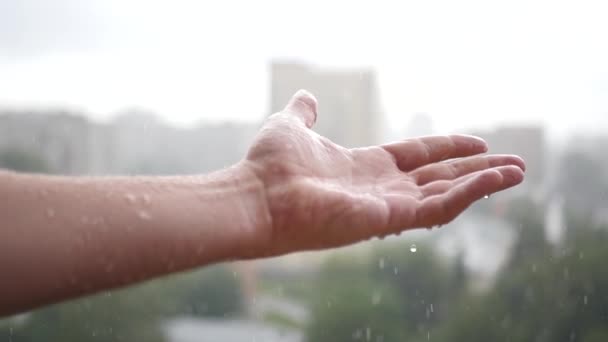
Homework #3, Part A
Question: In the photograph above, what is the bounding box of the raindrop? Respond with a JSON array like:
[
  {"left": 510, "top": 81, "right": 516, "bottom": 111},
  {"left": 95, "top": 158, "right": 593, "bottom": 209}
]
[
  {"left": 427, "top": 331, "right": 430, "bottom": 340},
  {"left": 379, "top": 258, "right": 385, "bottom": 269},
  {"left": 138, "top": 210, "right": 151, "bottom": 220},
  {"left": 46, "top": 208, "right": 55, "bottom": 218},
  {"left": 532, "top": 264, "right": 537, "bottom": 272},
  {"left": 143, "top": 194, "right": 151, "bottom": 205},
  {"left": 372, "top": 291, "right": 382, "bottom": 305},
  {"left": 410, "top": 244, "right": 417, "bottom": 253},
  {"left": 393, "top": 267, "right": 398, "bottom": 275},
  {"left": 430, "top": 303, "right": 434, "bottom": 312},
  {"left": 124, "top": 193, "right": 137, "bottom": 204},
  {"left": 366, "top": 327, "right": 371, "bottom": 341},
  {"left": 584, "top": 295, "right": 588, "bottom": 305}
]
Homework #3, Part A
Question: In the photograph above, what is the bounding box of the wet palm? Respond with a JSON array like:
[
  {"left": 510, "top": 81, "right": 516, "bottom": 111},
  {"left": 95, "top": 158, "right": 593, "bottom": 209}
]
[{"left": 245, "top": 90, "right": 525, "bottom": 256}]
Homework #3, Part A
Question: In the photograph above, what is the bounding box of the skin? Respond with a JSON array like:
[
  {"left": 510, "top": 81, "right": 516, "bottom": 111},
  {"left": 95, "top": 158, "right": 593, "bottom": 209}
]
[{"left": 0, "top": 90, "right": 525, "bottom": 317}]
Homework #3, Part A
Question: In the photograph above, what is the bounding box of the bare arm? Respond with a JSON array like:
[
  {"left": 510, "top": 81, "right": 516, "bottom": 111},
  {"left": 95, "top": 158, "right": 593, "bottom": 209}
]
[
  {"left": 0, "top": 90, "right": 525, "bottom": 316},
  {"left": 0, "top": 165, "right": 269, "bottom": 316}
]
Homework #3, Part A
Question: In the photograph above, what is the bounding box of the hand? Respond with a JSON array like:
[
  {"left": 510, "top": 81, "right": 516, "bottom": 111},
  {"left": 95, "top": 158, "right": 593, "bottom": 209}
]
[{"left": 244, "top": 90, "right": 525, "bottom": 256}]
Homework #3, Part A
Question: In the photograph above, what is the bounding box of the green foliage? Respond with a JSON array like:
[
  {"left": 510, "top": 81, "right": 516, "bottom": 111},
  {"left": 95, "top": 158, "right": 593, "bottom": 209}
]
[
  {"left": 171, "top": 265, "right": 244, "bottom": 317},
  {"left": 0, "top": 148, "right": 48, "bottom": 173},
  {"left": 0, "top": 265, "right": 243, "bottom": 342},
  {"left": 306, "top": 204, "right": 608, "bottom": 342},
  {"left": 306, "top": 244, "right": 463, "bottom": 341},
  {"left": 307, "top": 270, "right": 407, "bottom": 341},
  {"left": 438, "top": 221, "right": 608, "bottom": 342}
]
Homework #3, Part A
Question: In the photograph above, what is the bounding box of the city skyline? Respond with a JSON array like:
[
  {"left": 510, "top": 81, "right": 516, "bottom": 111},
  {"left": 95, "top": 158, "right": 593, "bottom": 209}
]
[{"left": 1, "top": 1, "right": 607, "bottom": 142}]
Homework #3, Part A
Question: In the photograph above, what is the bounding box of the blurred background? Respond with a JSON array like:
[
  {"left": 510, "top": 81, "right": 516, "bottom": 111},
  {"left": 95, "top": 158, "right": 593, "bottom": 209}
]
[{"left": 1, "top": 0, "right": 608, "bottom": 341}]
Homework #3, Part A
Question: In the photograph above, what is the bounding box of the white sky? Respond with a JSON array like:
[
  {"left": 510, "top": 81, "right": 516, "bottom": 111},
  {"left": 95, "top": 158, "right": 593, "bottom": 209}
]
[{"left": 1, "top": 0, "right": 607, "bottom": 139}]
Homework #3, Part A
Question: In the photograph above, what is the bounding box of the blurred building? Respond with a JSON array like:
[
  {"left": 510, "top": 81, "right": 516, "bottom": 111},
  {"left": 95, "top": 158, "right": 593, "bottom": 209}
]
[
  {"left": 472, "top": 125, "right": 545, "bottom": 189},
  {"left": 270, "top": 61, "right": 387, "bottom": 148},
  {"left": 0, "top": 110, "right": 112, "bottom": 174},
  {"left": 0, "top": 109, "right": 259, "bottom": 176},
  {"left": 108, "top": 110, "right": 258, "bottom": 175}
]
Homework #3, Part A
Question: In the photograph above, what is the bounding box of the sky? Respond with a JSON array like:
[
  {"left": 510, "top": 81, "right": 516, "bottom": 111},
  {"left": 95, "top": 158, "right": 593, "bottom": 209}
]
[{"left": 1, "top": 0, "right": 607, "bottom": 139}]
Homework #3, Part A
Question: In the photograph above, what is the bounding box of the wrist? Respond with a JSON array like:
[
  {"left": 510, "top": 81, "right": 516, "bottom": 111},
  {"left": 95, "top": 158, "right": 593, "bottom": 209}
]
[{"left": 217, "top": 160, "right": 273, "bottom": 260}]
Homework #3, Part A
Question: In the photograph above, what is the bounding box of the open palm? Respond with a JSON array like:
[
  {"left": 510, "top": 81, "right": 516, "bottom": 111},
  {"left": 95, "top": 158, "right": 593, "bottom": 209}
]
[{"left": 245, "top": 90, "right": 525, "bottom": 256}]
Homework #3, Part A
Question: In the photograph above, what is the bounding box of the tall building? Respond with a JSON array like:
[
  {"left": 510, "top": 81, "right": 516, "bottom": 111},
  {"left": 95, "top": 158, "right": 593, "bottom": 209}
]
[
  {"left": 472, "top": 125, "right": 545, "bottom": 189},
  {"left": 270, "top": 61, "right": 386, "bottom": 148}
]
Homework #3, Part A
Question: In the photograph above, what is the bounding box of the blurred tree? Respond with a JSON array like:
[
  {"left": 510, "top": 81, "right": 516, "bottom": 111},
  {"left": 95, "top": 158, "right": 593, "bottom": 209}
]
[
  {"left": 0, "top": 148, "right": 48, "bottom": 173},
  {"left": 0, "top": 265, "right": 244, "bottom": 341},
  {"left": 503, "top": 196, "right": 550, "bottom": 268},
  {"left": 306, "top": 253, "right": 408, "bottom": 341},
  {"left": 306, "top": 242, "right": 467, "bottom": 342},
  {"left": 371, "top": 244, "right": 463, "bottom": 336},
  {"left": 171, "top": 266, "right": 244, "bottom": 317},
  {"left": 438, "top": 219, "right": 608, "bottom": 342},
  {"left": 558, "top": 151, "right": 608, "bottom": 220}
]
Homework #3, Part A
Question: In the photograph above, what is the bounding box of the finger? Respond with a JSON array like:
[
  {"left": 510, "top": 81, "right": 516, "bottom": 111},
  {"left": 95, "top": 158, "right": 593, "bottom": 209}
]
[
  {"left": 381, "top": 135, "right": 488, "bottom": 172},
  {"left": 414, "top": 165, "right": 524, "bottom": 227},
  {"left": 412, "top": 154, "right": 526, "bottom": 185},
  {"left": 419, "top": 165, "right": 523, "bottom": 197},
  {"left": 283, "top": 89, "right": 318, "bottom": 129}
]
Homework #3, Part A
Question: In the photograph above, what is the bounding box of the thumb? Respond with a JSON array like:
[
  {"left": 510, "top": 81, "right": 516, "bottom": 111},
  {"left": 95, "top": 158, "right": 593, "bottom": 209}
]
[{"left": 283, "top": 89, "right": 318, "bottom": 128}]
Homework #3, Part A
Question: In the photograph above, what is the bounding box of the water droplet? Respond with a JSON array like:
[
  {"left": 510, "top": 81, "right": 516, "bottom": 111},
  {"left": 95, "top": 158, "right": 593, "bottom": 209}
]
[
  {"left": 45, "top": 208, "right": 55, "bottom": 218},
  {"left": 125, "top": 193, "right": 137, "bottom": 204},
  {"left": 430, "top": 303, "right": 434, "bottom": 312},
  {"left": 584, "top": 295, "right": 588, "bottom": 305},
  {"left": 372, "top": 291, "right": 382, "bottom": 305},
  {"left": 366, "top": 327, "right": 371, "bottom": 341},
  {"left": 410, "top": 244, "right": 417, "bottom": 253},
  {"left": 137, "top": 210, "right": 151, "bottom": 220},
  {"left": 483, "top": 195, "right": 490, "bottom": 199},
  {"left": 393, "top": 267, "right": 399, "bottom": 274},
  {"left": 379, "top": 258, "right": 385, "bottom": 269}
]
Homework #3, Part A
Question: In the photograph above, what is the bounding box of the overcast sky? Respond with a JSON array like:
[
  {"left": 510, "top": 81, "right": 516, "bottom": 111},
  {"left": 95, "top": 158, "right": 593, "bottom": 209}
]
[{"left": 1, "top": 0, "right": 607, "bottom": 139}]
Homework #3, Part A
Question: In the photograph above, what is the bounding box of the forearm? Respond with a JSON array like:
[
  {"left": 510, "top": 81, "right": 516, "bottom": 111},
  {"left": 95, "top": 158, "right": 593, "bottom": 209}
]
[{"left": 0, "top": 162, "right": 270, "bottom": 316}]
